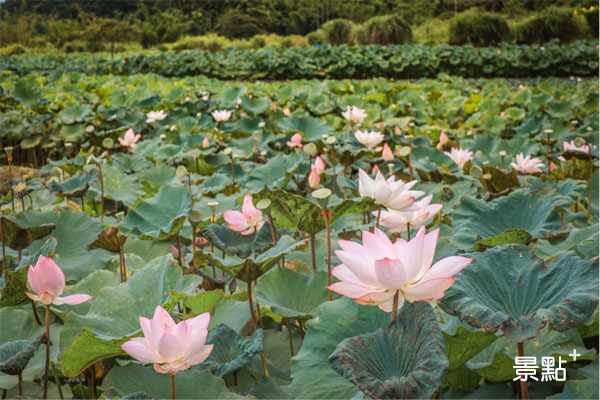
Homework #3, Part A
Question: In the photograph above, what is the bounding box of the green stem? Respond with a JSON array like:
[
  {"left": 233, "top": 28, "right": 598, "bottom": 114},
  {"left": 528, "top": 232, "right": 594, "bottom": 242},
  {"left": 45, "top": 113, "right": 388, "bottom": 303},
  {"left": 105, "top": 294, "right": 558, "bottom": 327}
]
[
  {"left": 325, "top": 209, "right": 332, "bottom": 301},
  {"left": 176, "top": 235, "right": 183, "bottom": 269},
  {"left": 18, "top": 373, "right": 23, "bottom": 397},
  {"left": 51, "top": 363, "right": 64, "bottom": 400},
  {"left": 259, "top": 352, "right": 269, "bottom": 377},
  {"left": 309, "top": 234, "right": 316, "bottom": 272},
  {"left": 376, "top": 206, "right": 382, "bottom": 229},
  {"left": 31, "top": 301, "right": 42, "bottom": 325},
  {"left": 247, "top": 282, "right": 258, "bottom": 330},
  {"left": 43, "top": 305, "right": 50, "bottom": 400},
  {"left": 285, "top": 317, "right": 294, "bottom": 357},
  {"left": 391, "top": 291, "right": 399, "bottom": 321},
  {"left": 170, "top": 374, "right": 175, "bottom": 400}
]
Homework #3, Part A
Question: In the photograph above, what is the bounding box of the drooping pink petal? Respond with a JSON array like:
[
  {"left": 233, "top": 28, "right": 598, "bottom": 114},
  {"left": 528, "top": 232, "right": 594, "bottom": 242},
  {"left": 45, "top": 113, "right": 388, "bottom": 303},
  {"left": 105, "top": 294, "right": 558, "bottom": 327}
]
[
  {"left": 54, "top": 294, "right": 93, "bottom": 305},
  {"left": 121, "top": 340, "right": 160, "bottom": 364},
  {"left": 242, "top": 195, "right": 262, "bottom": 222},
  {"left": 223, "top": 210, "right": 250, "bottom": 232},
  {"left": 420, "top": 256, "right": 472, "bottom": 281},
  {"left": 374, "top": 258, "right": 407, "bottom": 290},
  {"left": 354, "top": 290, "right": 396, "bottom": 306},
  {"left": 25, "top": 292, "right": 40, "bottom": 302},
  {"left": 187, "top": 343, "right": 214, "bottom": 365},
  {"left": 403, "top": 277, "right": 455, "bottom": 302},
  {"left": 377, "top": 294, "right": 405, "bottom": 312},
  {"left": 327, "top": 281, "right": 377, "bottom": 299}
]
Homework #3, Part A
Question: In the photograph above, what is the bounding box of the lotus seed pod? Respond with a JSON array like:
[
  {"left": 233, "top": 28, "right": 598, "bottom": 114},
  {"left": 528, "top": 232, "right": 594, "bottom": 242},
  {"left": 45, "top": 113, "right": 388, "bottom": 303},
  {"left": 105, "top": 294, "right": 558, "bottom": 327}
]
[
  {"left": 303, "top": 142, "right": 317, "bottom": 157},
  {"left": 86, "top": 125, "right": 95, "bottom": 133},
  {"left": 573, "top": 137, "right": 586, "bottom": 148},
  {"left": 438, "top": 185, "right": 455, "bottom": 202},
  {"left": 188, "top": 210, "right": 203, "bottom": 226},
  {"left": 498, "top": 150, "right": 507, "bottom": 157},
  {"left": 176, "top": 165, "right": 188, "bottom": 178},
  {"left": 469, "top": 165, "right": 483, "bottom": 179},
  {"left": 102, "top": 138, "right": 114, "bottom": 149}
]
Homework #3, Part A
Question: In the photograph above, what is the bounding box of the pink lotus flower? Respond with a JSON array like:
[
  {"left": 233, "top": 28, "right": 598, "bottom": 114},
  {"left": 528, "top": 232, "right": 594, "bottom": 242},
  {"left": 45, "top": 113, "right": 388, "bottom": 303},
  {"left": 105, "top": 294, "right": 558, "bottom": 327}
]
[
  {"left": 354, "top": 130, "right": 384, "bottom": 149},
  {"left": 381, "top": 143, "right": 394, "bottom": 161},
  {"left": 287, "top": 133, "right": 303, "bottom": 148},
  {"left": 372, "top": 164, "right": 380, "bottom": 174},
  {"left": 223, "top": 194, "right": 265, "bottom": 235},
  {"left": 314, "top": 156, "right": 326, "bottom": 174},
  {"left": 327, "top": 227, "right": 472, "bottom": 311},
  {"left": 118, "top": 128, "right": 141, "bottom": 148},
  {"left": 519, "top": 84, "right": 524, "bottom": 90},
  {"left": 270, "top": 102, "right": 277, "bottom": 112},
  {"left": 394, "top": 126, "right": 402, "bottom": 136},
  {"left": 342, "top": 106, "right": 367, "bottom": 124},
  {"left": 378, "top": 195, "right": 442, "bottom": 233},
  {"left": 358, "top": 169, "right": 424, "bottom": 211},
  {"left": 308, "top": 166, "right": 320, "bottom": 189},
  {"left": 203, "top": 137, "right": 210, "bottom": 148},
  {"left": 26, "top": 255, "right": 92, "bottom": 306},
  {"left": 549, "top": 161, "right": 558, "bottom": 171},
  {"left": 563, "top": 140, "right": 590, "bottom": 154},
  {"left": 377, "top": 121, "right": 384, "bottom": 130},
  {"left": 121, "top": 306, "right": 213, "bottom": 375},
  {"left": 436, "top": 131, "right": 448, "bottom": 150},
  {"left": 146, "top": 110, "right": 167, "bottom": 124},
  {"left": 283, "top": 108, "right": 291, "bottom": 117},
  {"left": 444, "top": 148, "right": 474, "bottom": 169},
  {"left": 211, "top": 110, "right": 232, "bottom": 122},
  {"left": 511, "top": 153, "right": 545, "bottom": 174},
  {"left": 500, "top": 111, "right": 506, "bottom": 118}
]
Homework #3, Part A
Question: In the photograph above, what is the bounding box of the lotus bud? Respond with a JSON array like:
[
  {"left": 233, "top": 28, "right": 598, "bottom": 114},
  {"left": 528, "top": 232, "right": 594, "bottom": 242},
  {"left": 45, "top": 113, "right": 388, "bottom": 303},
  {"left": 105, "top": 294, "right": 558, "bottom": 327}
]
[{"left": 203, "top": 137, "right": 210, "bottom": 148}]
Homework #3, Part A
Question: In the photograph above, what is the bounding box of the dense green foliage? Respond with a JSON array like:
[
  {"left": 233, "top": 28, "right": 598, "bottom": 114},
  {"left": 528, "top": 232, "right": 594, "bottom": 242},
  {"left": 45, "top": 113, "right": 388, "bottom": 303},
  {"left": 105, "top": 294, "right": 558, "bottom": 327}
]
[
  {"left": 321, "top": 19, "right": 354, "bottom": 46},
  {"left": 449, "top": 12, "right": 510, "bottom": 46},
  {"left": 364, "top": 14, "right": 413, "bottom": 45},
  {"left": 517, "top": 7, "right": 587, "bottom": 44},
  {"left": 1, "top": 40, "right": 597, "bottom": 81}
]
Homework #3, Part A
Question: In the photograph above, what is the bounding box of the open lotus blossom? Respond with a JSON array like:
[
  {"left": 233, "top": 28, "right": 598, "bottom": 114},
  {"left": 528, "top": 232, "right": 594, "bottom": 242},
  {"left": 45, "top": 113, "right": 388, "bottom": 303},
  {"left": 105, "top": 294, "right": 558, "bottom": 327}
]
[
  {"left": 283, "top": 107, "right": 291, "bottom": 117},
  {"left": 511, "top": 153, "right": 545, "bottom": 174},
  {"left": 358, "top": 169, "right": 424, "bottom": 211},
  {"left": 212, "top": 110, "right": 232, "bottom": 122},
  {"left": 563, "top": 140, "right": 590, "bottom": 154},
  {"left": 378, "top": 195, "right": 442, "bottom": 233},
  {"left": 327, "top": 227, "right": 472, "bottom": 311},
  {"left": 26, "top": 255, "right": 92, "bottom": 306},
  {"left": 223, "top": 194, "right": 265, "bottom": 235},
  {"left": 381, "top": 143, "right": 394, "bottom": 161},
  {"left": 354, "top": 130, "right": 384, "bottom": 149},
  {"left": 121, "top": 306, "right": 213, "bottom": 375},
  {"left": 308, "top": 166, "right": 320, "bottom": 189},
  {"left": 436, "top": 131, "right": 448, "bottom": 150},
  {"left": 286, "top": 133, "right": 303, "bottom": 148},
  {"left": 314, "top": 155, "right": 326, "bottom": 174},
  {"left": 118, "top": 128, "right": 141, "bottom": 148},
  {"left": 342, "top": 106, "right": 367, "bottom": 124},
  {"left": 146, "top": 110, "right": 167, "bottom": 123},
  {"left": 444, "top": 147, "right": 474, "bottom": 169}
]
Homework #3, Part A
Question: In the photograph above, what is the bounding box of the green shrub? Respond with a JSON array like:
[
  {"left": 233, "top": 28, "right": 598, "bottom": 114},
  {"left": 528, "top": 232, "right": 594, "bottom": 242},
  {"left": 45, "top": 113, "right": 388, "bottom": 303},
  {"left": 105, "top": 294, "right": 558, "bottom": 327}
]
[
  {"left": 365, "top": 15, "right": 412, "bottom": 45},
  {"left": 279, "top": 36, "right": 294, "bottom": 48},
  {"left": 582, "top": 7, "right": 598, "bottom": 37},
  {"left": 1, "top": 44, "right": 28, "bottom": 56},
  {"left": 250, "top": 35, "right": 267, "bottom": 49},
  {"left": 353, "top": 24, "right": 369, "bottom": 45},
  {"left": 449, "top": 11, "right": 510, "bottom": 46},
  {"left": 307, "top": 30, "right": 325, "bottom": 45},
  {"left": 517, "top": 7, "right": 585, "bottom": 43},
  {"left": 62, "top": 40, "right": 86, "bottom": 53},
  {"left": 172, "top": 35, "right": 206, "bottom": 51},
  {"left": 216, "top": 10, "right": 265, "bottom": 39},
  {"left": 322, "top": 18, "right": 353, "bottom": 45}
]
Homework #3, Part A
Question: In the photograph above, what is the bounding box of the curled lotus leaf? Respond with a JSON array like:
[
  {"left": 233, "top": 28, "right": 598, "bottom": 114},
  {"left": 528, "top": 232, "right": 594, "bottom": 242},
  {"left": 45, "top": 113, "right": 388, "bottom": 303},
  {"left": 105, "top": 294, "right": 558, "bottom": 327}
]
[
  {"left": 86, "top": 227, "right": 127, "bottom": 254},
  {"left": 198, "top": 324, "right": 263, "bottom": 377},
  {"left": 328, "top": 301, "right": 448, "bottom": 399},
  {"left": 439, "top": 245, "right": 599, "bottom": 342},
  {"left": 0, "top": 216, "right": 55, "bottom": 251},
  {"left": 0, "top": 337, "right": 42, "bottom": 375}
]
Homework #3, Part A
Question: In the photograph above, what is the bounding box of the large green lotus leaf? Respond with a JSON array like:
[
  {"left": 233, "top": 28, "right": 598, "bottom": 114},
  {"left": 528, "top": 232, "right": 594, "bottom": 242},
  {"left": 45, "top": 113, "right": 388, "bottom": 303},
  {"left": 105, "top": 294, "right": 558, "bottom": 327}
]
[
  {"left": 0, "top": 338, "right": 42, "bottom": 375},
  {"left": 549, "top": 379, "right": 599, "bottom": 400},
  {"left": 241, "top": 95, "right": 270, "bottom": 115},
  {"left": 255, "top": 269, "right": 329, "bottom": 320},
  {"left": 480, "top": 166, "right": 520, "bottom": 194},
  {"left": 58, "top": 105, "right": 92, "bottom": 124},
  {"left": 51, "top": 170, "right": 97, "bottom": 197},
  {"left": 209, "top": 299, "right": 251, "bottom": 333},
  {"left": 246, "top": 377, "right": 292, "bottom": 399},
  {"left": 89, "top": 164, "right": 143, "bottom": 207},
  {"left": 200, "top": 224, "right": 253, "bottom": 258},
  {"left": 521, "top": 177, "right": 586, "bottom": 201},
  {"left": 466, "top": 327, "right": 596, "bottom": 382},
  {"left": 452, "top": 189, "right": 568, "bottom": 249},
  {"left": 101, "top": 363, "right": 243, "bottom": 399},
  {"left": 0, "top": 308, "right": 60, "bottom": 389},
  {"left": 162, "top": 289, "right": 224, "bottom": 316},
  {"left": 13, "top": 211, "right": 111, "bottom": 282},
  {"left": 197, "top": 324, "right": 263, "bottom": 377},
  {"left": 443, "top": 325, "right": 498, "bottom": 371},
  {"left": 110, "top": 154, "right": 151, "bottom": 173},
  {"left": 121, "top": 185, "right": 191, "bottom": 240},
  {"left": 533, "top": 224, "right": 599, "bottom": 260},
  {"left": 0, "top": 217, "right": 55, "bottom": 251},
  {"left": 328, "top": 301, "right": 448, "bottom": 399},
  {"left": 59, "top": 257, "right": 201, "bottom": 377},
  {"left": 193, "top": 235, "right": 303, "bottom": 283},
  {"left": 278, "top": 116, "right": 333, "bottom": 140},
  {"left": 439, "top": 245, "right": 598, "bottom": 342},
  {"left": 245, "top": 153, "right": 303, "bottom": 192},
  {"left": 289, "top": 297, "right": 391, "bottom": 399},
  {"left": 56, "top": 270, "right": 119, "bottom": 316},
  {"left": 481, "top": 114, "right": 506, "bottom": 135}
]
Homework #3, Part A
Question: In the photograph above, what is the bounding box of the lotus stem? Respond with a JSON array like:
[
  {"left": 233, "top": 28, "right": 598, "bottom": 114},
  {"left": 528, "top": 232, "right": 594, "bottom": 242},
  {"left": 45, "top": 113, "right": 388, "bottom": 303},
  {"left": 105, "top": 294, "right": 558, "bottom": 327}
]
[
  {"left": 187, "top": 174, "right": 192, "bottom": 196},
  {"left": 51, "top": 362, "right": 64, "bottom": 400},
  {"left": 97, "top": 162, "right": 105, "bottom": 224},
  {"left": 407, "top": 226, "right": 411, "bottom": 241},
  {"left": 391, "top": 291, "right": 399, "bottom": 321},
  {"left": 192, "top": 226, "right": 196, "bottom": 254},
  {"left": 21, "top": 197, "right": 25, "bottom": 212},
  {"left": 32, "top": 300, "right": 42, "bottom": 325},
  {"left": 18, "top": 373, "right": 23, "bottom": 397},
  {"left": 247, "top": 281, "right": 258, "bottom": 330},
  {"left": 88, "top": 364, "right": 96, "bottom": 399},
  {"left": 0, "top": 218, "right": 6, "bottom": 276},
  {"left": 376, "top": 206, "right": 382, "bottom": 229},
  {"left": 170, "top": 374, "right": 175, "bottom": 400},
  {"left": 43, "top": 305, "right": 50, "bottom": 399},
  {"left": 1, "top": 388, "right": 6, "bottom": 399},
  {"left": 119, "top": 245, "right": 126, "bottom": 282},
  {"left": 310, "top": 234, "right": 316, "bottom": 272},
  {"left": 285, "top": 317, "right": 294, "bottom": 357},
  {"left": 517, "top": 342, "right": 530, "bottom": 400},
  {"left": 176, "top": 236, "right": 183, "bottom": 269},
  {"left": 230, "top": 155, "right": 235, "bottom": 186},
  {"left": 8, "top": 155, "right": 14, "bottom": 212},
  {"left": 324, "top": 208, "right": 332, "bottom": 301},
  {"left": 81, "top": 195, "right": 86, "bottom": 212},
  {"left": 268, "top": 215, "right": 277, "bottom": 246},
  {"left": 588, "top": 148, "right": 593, "bottom": 220},
  {"left": 256, "top": 299, "right": 263, "bottom": 329},
  {"left": 259, "top": 352, "right": 269, "bottom": 377}
]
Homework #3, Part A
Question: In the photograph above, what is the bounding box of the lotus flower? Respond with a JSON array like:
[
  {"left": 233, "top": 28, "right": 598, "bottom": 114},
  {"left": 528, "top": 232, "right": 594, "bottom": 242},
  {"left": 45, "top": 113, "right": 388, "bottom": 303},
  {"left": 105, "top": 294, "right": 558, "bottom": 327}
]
[
  {"left": 203, "top": 137, "right": 210, "bottom": 148},
  {"left": 511, "top": 153, "right": 545, "bottom": 174},
  {"left": 444, "top": 147, "right": 473, "bottom": 169},
  {"left": 283, "top": 108, "right": 291, "bottom": 117},
  {"left": 354, "top": 130, "right": 384, "bottom": 149},
  {"left": 223, "top": 194, "right": 265, "bottom": 235},
  {"left": 270, "top": 102, "right": 277, "bottom": 111},
  {"left": 287, "top": 133, "right": 303, "bottom": 148},
  {"left": 121, "top": 306, "right": 213, "bottom": 375},
  {"left": 309, "top": 166, "right": 320, "bottom": 189},
  {"left": 146, "top": 110, "right": 167, "bottom": 123},
  {"left": 378, "top": 195, "right": 442, "bottom": 233},
  {"left": 26, "top": 255, "right": 92, "bottom": 306},
  {"left": 394, "top": 126, "right": 402, "bottom": 135},
  {"left": 327, "top": 228, "right": 472, "bottom": 311},
  {"left": 372, "top": 164, "right": 380, "bottom": 174},
  {"left": 358, "top": 169, "right": 424, "bottom": 211},
  {"left": 314, "top": 156, "right": 326, "bottom": 174},
  {"left": 563, "top": 140, "right": 590, "bottom": 154},
  {"left": 212, "top": 110, "right": 232, "bottom": 122},
  {"left": 436, "top": 131, "right": 448, "bottom": 150},
  {"left": 381, "top": 143, "right": 393, "bottom": 161},
  {"left": 118, "top": 128, "right": 141, "bottom": 148},
  {"left": 342, "top": 106, "right": 367, "bottom": 124}
]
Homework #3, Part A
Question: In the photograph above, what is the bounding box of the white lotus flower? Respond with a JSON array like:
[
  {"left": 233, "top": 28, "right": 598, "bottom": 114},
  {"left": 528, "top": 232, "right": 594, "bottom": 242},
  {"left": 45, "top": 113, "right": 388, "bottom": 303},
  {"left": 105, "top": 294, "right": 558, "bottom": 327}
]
[
  {"left": 358, "top": 169, "right": 424, "bottom": 211},
  {"left": 146, "top": 110, "right": 167, "bottom": 123},
  {"left": 511, "top": 153, "right": 544, "bottom": 174},
  {"left": 444, "top": 148, "right": 473, "bottom": 169},
  {"left": 212, "top": 110, "right": 232, "bottom": 122},
  {"left": 378, "top": 195, "right": 442, "bottom": 233},
  {"left": 354, "top": 130, "right": 384, "bottom": 149}
]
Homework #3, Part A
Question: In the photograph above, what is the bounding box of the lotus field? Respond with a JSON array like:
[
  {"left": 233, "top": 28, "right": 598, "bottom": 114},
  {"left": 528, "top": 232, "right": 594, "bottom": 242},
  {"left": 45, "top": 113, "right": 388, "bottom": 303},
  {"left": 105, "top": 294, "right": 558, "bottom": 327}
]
[{"left": 0, "top": 73, "right": 598, "bottom": 399}]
